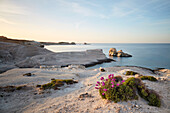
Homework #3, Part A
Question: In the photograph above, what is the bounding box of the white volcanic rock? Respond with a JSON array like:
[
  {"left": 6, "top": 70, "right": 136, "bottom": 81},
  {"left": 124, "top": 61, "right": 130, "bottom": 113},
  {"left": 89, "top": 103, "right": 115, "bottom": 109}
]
[
  {"left": 16, "top": 49, "right": 112, "bottom": 68},
  {"left": 0, "top": 42, "right": 113, "bottom": 73}
]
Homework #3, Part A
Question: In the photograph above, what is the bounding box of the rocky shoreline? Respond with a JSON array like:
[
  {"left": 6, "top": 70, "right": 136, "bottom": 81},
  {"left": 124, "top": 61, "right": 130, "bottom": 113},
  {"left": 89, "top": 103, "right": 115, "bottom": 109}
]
[{"left": 0, "top": 37, "right": 114, "bottom": 73}]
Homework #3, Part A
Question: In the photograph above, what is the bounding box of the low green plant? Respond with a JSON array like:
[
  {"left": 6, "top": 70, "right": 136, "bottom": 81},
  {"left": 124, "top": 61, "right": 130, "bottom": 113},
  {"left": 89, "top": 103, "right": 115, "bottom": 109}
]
[
  {"left": 147, "top": 91, "right": 161, "bottom": 107},
  {"left": 41, "top": 79, "right": 78, "bottom": 90},
  {"left": 96, "top": 75, "right": 138, "bottom": 103},
  {"left": 140, "top": 76, "right": 157, "bottom": 81},
  {"left": 125, "top": 71, "right": 138, "bottom": 76},
  {"left": 95, "top": 76, "right": 161, "bottom": 107}
]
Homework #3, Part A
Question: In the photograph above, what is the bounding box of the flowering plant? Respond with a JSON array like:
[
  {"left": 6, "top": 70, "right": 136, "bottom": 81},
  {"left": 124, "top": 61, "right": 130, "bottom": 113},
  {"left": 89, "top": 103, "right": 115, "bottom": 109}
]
[{"left": 95, "top": 74, "right": 137, "bottom": 103}]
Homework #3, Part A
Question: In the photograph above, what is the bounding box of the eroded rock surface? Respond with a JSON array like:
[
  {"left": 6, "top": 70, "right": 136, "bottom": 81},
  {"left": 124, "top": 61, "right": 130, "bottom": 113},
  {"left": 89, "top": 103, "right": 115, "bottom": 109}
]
[{"left": 0, "top": 41, "right": 113, "bottom": 73}]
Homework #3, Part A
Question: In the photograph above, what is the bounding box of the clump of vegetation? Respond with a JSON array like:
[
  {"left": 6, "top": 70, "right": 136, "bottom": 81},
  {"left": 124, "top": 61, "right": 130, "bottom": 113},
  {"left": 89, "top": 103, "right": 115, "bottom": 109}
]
[
  {"left": 0, "top": 85, "right": 27, "bottom": 92},
  {"left": 96, "top": 75, "right": 138, "bottom": 103},
  {"left": 40, "top": 79, "right": 78, "bottom": 90},
  {"left": 95, "top": 75, "right": 161, "bottom": 107},
  {"left": 125, "top": 71, "right": 138, "bottom": 76},
  {"left": 114, "top": 76, "right": 123, "bottom": 82},
  {"left": 140, "top": 76, "right": 157, "bottom": 81},
  {"left": 125, "top": 77, "right": 160, "bottom": 107}
]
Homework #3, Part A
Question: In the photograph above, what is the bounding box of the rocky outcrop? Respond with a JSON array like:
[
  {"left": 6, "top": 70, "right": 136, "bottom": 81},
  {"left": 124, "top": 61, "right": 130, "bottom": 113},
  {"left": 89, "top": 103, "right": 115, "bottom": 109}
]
[
  {"left": 0, "top": 41, "right": 114, "bottom": 73},
  {"left": 109, "top": 48, "right": 132, "bottom": 57},
  {"left": 16, "top": 49, "right": 114, "bottom": 68}
]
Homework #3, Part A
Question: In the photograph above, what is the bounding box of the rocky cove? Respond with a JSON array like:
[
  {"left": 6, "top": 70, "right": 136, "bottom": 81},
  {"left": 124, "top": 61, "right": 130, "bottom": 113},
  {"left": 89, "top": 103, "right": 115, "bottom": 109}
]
[{"left": 0, "top": 37, "right": 170, "bottom": 113}]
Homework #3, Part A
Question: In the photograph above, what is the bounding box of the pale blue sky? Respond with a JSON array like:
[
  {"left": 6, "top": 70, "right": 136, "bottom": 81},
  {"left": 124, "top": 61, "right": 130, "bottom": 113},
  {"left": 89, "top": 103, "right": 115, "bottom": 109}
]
[{"left": 0, "top": 0, "right": 170, "bottom": 43}]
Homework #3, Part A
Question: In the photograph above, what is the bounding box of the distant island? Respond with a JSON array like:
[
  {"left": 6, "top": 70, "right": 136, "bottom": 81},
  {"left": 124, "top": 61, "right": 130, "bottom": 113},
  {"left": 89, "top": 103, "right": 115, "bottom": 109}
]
[{"left": 40, "top": 41, "right": 76, "bottom": 45}]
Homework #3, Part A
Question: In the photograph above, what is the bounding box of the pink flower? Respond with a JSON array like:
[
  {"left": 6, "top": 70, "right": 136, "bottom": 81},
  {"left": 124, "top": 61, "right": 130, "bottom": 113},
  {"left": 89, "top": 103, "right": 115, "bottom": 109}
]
[
  {"left": 96, "top": 84, "right": 98, "bottom": 86},
  {"left": 122, "top": 80, "right": 125, "bottom": 83},
  {"left": 95, "top": 87, "right": 99, "bottom": 89},
  {"left": 108, "top": 74, "right": 112, "bottom": 79},
  {"left": 104, "top": 89, "right": 107, "bottom": 91},
  {"left": 111, "top": 74, "right": 114, "bottom": 78},
  {"left": 99, "top": 87, "right": 101, "bottom": 89},
  {"left": 97, "top": 81, "right": 100, "bottom": 84},
  {"left": 108, "top": 74, "right": 111, "bottom": 78},
  {"left": 112, "top": 85, "right": 114, "bottom": 88},
  {"left": 112, "top": 79, "right": 115, "bottom": 81},
  {"left": 102, "top": 93, "right": 105, "bottom": 95},
  {"left": 100, "top": 77, "right": 104, "bottom": 80},
  {"left": 106, "top": 79, "right": 108, "bottom": 81},
  {"left": 116, "top": 83, "right": 120, "bottom": 86},
  {"left": 111, "top": 82, "right": 114, "bottom": 84},
  {"left": 102, "top": 82, "right": 105, "bottom": 86}
]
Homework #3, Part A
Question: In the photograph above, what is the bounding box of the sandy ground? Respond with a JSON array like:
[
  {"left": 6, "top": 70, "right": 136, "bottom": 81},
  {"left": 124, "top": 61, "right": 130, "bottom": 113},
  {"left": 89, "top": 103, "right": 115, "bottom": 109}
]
[{"left": 0, "top": 66, "right": 169, "bottom": 113}]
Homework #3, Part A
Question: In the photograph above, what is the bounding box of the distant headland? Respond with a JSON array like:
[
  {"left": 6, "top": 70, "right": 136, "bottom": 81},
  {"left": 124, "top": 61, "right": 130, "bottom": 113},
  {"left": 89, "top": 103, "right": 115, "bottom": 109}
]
[{"left": 0, "top": 36, "right": 76, "bottom": 47}]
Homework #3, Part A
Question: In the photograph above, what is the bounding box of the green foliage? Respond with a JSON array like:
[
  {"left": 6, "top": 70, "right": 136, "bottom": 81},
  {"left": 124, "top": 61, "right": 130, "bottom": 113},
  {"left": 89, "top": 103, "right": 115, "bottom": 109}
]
[
  {"left": 125, "top": 71, "right": 138, "bottom": 76},
  {"left": 123, "top": 77, "right": 136, "bottom": 88},
  {"left": 16, "top": 86, "right": 23, "bottom": 90},
  {"left": 114, "top": 76, "right": 123, "bottom": 82},
  {"left": 140, "top": 76, "right": 157, "bottom": 81},
  {"left": 147, "top": 92, "right": 161, "bottom": 107},
  {"left": 99, "top": 77, "right": 137, "bottom": 103},
  {"left": 41, "top": 79, "right": 78, "bottom": 90},
  {"left": 97, "top": 76, "right": 161, "bottom": 107}
]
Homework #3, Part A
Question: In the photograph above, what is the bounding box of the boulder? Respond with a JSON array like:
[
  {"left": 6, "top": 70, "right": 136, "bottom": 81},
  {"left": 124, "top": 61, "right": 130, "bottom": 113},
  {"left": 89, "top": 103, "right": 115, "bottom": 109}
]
[
  {"left": 23, "top": 73, "right": 33, "bottom": 76},
  {"left": 117, "top": 52, "right": 123, "bottom": 57},
  {"left": 109, "top": 48, "right": 132, "bottom": 57},
  {"left": 99, "top": 67, "right": 105, "bottom": 72},
  {"left": 109, "top": 48, "right": 117, "bottom": 56}
]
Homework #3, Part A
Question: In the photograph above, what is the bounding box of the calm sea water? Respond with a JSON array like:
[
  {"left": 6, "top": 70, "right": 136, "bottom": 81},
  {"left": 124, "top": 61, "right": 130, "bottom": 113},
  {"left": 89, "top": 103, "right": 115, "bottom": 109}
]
[{"left": 45, "top": 43, "right": 170, "bottom": 69}]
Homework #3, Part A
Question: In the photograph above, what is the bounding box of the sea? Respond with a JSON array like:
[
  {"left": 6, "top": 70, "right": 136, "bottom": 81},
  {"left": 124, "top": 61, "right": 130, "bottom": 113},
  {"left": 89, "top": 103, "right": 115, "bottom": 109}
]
[{"left": 45, "top": 43, "right": 170, "bottom": 69}]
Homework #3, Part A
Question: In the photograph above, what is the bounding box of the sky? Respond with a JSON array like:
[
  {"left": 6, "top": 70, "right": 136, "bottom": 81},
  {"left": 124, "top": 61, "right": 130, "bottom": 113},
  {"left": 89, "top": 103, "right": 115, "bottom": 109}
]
[{"left": 0, "top": 0, "right": 170, "bottom": 43}]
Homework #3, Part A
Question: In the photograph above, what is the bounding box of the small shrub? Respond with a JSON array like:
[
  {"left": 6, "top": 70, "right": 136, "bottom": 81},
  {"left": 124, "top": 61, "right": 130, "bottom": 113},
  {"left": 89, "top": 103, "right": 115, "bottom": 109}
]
[
  {"left": 16, "top": 86, "right": 22, "bottom": 90},
  {"left": 125, "top": 71, "right": 138, "bottom": 76},
  {"left": 41, "top": 79, "right": 78, "bottom": 90},
  {"left": 147, "top": 90, "right": 161, "bottom": 107},
  {"left": 36, "top": 84, "right": 41, "bottom": 87},
  {"left": 96, "top": 74, "right": 137, "bottom": 103},
  {"left": 114, "top": 76, "right": 123, "bottom": 82},
  {"left": 140, "top": 76, "right": 157, "bottom": 81},
  {"left": 95, "top": 75, "right": 161, "bottom": 107}
]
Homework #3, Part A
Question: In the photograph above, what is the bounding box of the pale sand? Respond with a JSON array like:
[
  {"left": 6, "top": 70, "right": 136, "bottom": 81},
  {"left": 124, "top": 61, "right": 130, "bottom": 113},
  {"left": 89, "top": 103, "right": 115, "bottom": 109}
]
[{"left": 0, "top": 66, "right": 169, "bottom": 113}]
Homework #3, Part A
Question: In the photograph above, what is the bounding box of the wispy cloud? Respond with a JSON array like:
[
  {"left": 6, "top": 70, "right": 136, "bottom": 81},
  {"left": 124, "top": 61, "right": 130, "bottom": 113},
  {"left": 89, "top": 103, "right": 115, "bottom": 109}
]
[
  {"left": 0, "top": 1, "right": 30, "bottom": 25},
  {"left": 111, "top": 0, "right": 170, "bottom": 17},
  {"left": 55, "top": 0, "right": 107, "bottom": 18},
  {"left": 0, "top": 2, "right": 29, "bottom": 15},
  {"left": 75, "top": 20, "right": 86, "bottom": 29},
  {"left": 145, "top": 19, "right": 170, "bottom": 26},
  {"left": 0, "top": 18, "right": 16, "bottom": 24},
  {"left": 56, "top": 0, "right": 94, "bottom": 16},
  {"left": 71, "top": 2, "right": 93, "bottom": 16}
]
